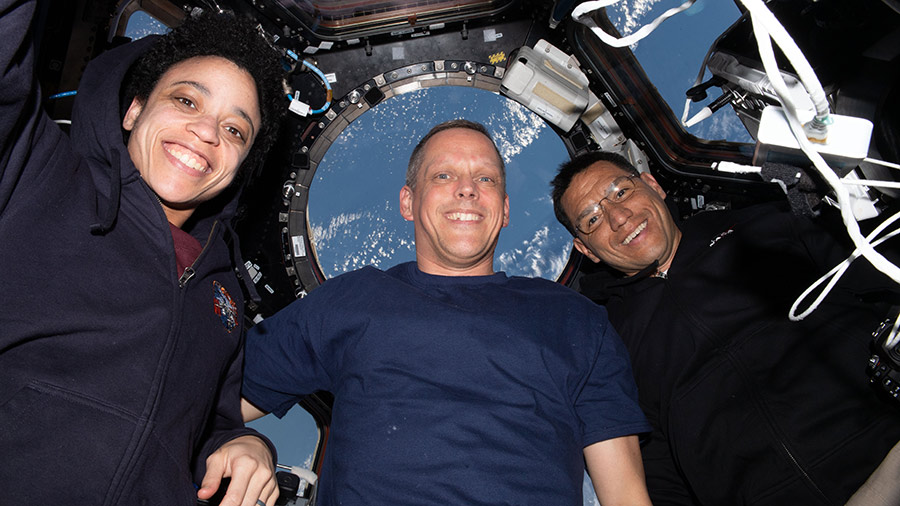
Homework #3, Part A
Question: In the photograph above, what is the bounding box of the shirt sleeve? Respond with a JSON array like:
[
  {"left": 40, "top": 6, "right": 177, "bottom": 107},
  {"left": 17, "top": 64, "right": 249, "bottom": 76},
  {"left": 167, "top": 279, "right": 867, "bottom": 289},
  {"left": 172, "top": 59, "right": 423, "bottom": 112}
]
[
  {"left": 242, "top": 287, "right": 335, "bottom": 418},
  {"left": 575, "top": 317, "right": 651, "bottom": 447}
]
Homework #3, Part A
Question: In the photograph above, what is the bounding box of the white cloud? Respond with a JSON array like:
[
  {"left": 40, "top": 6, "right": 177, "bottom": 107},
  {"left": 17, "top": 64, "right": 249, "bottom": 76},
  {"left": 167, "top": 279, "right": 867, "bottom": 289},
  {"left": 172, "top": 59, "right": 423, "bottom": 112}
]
[
  {"left": 497, "top": 226, "right": 572, "bottom": 279},
  {"left": 311, "top": 208, "right": 416, "bottom": 276},
  {"left": 487, "top": 100, "right": 547, "bottom": 163},
  {"left": 603, "top": 0, "right": 667, "bottom": 50},
  {"left": 311, "top": 211, "right": 366, "bottom": 245},
  {"left": 692, "top": 108, "right": 753, "bottom": 143}
]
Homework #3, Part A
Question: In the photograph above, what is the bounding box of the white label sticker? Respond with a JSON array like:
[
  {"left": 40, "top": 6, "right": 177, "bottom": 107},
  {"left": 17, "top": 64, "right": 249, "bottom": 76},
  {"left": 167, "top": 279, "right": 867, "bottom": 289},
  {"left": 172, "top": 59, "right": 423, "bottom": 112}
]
[
  {"left": 483, "top": 29, "right": 503, "bottom": 42},
  {"left": 291, "top": 235, "right": 307, "bottom": 258}
]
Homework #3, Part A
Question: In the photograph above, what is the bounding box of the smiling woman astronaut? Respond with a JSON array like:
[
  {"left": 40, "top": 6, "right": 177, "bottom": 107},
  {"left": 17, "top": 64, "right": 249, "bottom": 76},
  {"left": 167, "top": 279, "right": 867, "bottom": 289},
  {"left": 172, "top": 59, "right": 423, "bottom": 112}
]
[{"left": 0, "top": 2, "right": 288, "bottom": 505}]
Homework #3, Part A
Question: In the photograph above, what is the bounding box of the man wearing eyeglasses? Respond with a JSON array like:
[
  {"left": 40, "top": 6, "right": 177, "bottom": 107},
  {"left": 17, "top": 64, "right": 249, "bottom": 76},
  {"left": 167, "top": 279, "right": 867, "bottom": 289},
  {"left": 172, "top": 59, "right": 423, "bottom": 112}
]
[
  {"left": 553, "top": 154, "right": 680, "bottom": 279},
  {"left": 550, "top": 151, "right": 900, "bottom": 506}
]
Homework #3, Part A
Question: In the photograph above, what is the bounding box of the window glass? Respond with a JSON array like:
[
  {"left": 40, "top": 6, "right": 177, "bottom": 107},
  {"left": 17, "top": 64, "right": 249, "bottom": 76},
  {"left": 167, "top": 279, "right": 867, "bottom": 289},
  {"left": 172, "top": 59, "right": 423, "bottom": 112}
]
[
  {"left": 308, "top": 85, "right": 573, "bottom": 280},
  {"left": 274, "top": 0, "right": 515, "bottom": 37},
  {"left": 246, "top": 407, "right": 319, "bottom": 470},
  {"left": 124, "top": 10, "right": 168, "bottom": 40},
  {"left": 604, "top": 0, "right": 753, "bottom": 143}
]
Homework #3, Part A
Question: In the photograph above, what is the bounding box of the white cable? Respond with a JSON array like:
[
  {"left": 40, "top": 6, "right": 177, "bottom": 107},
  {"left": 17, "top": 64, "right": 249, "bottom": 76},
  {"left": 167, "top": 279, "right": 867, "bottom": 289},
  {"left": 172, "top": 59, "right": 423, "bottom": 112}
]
[
  {"left": 276, "top": 464, "right": 318, "bottom": 496},
  {"left": 790, "top": 208, "right": 900, "bottom": 320},
  {"left": 738, "top": 0, "right": 829, "bottom": 120},
  {"left": 572, "top": 0, "right": 696, "bottom": 48},
  {"left": 864, "top": 157, "right": 900, "bottom": 171},
  {"left": 681, "top": 98, "right": 695, "bottom": 127},
  {"left": 886, "top": 311, "right": 900, "bottom": 349},
  {"left": 746, "top": 8, "right": 900, "bottom": 320},
  {"left": 713, "top": 161, "right": 762, "bottom": 174},
  {"left": 749, "top": 6, "right": 900, "bottom": 278},
  {"left": 684, "top": 107, "right": 713, "bottom": 127},
  {"left": 573, "top": 0, "right": 900, "bottom": 314},
  {"left": 842, "top": 179, "right": 900, "bottom": 190},
  {"left": 743, "top": 8, "right": 805, "bottom": 117},
  {"left": 287, "top": 465, "right": 318, "bottom": 485},
  {"left": 681, "top": 24, "right": 734, "bottom": 125}
]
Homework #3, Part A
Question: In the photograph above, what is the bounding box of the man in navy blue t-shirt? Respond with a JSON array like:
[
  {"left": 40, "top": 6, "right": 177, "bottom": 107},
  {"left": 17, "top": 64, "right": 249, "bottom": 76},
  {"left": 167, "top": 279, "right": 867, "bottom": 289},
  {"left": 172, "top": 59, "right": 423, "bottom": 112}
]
[{"left": 241, "top": 120, "right": 652, "bottom": 505}]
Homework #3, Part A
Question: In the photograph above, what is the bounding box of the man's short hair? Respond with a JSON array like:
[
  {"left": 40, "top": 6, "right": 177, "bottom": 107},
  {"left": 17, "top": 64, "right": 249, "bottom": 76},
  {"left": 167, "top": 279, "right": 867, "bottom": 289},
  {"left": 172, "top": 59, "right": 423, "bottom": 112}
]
[
  {"left": 550, "top": 151, "right": 640, "bottom": 236},
  {"left": 124, "top": 12, "right": 285, "bottom": 183},
  {"left": 406, "top": 119, "right": 506, "bottom": 192}
]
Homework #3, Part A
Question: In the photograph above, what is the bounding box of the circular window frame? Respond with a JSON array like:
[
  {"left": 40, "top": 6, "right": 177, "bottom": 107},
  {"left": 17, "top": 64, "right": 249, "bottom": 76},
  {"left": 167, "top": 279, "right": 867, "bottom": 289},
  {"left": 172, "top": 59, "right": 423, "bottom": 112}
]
[{"left": 281, "top": 59, "right": 517, "bottom": 296}]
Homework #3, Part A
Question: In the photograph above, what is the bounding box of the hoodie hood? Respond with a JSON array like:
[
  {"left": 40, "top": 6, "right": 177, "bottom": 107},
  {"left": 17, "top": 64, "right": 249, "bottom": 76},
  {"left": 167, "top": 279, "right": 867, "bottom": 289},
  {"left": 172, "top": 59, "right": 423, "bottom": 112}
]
[
  {"left": 70, "top": 35, "right": 159, "bottom": 233},
  {"left": 71, "top": 35, "right": 158, "bottom": 176},
  {"left": 69, "top": 36, "right": 245, "bottom": 236},
  {"left": 66, "top": 35, "right": 257, "bottom": 299}
]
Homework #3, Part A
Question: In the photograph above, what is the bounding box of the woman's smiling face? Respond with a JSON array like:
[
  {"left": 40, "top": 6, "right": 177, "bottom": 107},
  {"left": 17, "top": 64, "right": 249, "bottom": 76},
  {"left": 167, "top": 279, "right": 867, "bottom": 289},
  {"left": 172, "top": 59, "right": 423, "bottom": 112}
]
[{"left": 122, "top": 56, "right": 260, "bottom": 226}]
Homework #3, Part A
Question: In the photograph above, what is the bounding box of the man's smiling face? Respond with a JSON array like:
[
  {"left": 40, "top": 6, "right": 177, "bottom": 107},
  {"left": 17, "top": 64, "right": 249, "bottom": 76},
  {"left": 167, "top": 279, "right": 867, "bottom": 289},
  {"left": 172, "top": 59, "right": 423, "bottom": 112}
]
[
  {"left": 123, "top": 56, "right": 260, "bottom": 226},
  {"left": 561, "top": 162, "right": 681, "bottom": 276},
  {"left": 399, "top": 127, "right": 509, "bottom": 276}
]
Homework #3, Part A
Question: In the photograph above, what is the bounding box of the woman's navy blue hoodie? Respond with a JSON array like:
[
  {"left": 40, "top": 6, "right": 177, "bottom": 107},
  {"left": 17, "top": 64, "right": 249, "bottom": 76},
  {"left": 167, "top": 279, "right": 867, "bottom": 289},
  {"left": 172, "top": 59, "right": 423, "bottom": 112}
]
[{"left": 1, "top": 1, "right": 269, "bottom": 503}]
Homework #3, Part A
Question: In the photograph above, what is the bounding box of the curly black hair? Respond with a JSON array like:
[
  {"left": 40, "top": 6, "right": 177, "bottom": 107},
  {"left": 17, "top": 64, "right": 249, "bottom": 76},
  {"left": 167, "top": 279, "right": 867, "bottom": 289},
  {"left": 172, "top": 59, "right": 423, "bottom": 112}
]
[{"left": 124, "top": 12, "right": 285, "bottom": 182}]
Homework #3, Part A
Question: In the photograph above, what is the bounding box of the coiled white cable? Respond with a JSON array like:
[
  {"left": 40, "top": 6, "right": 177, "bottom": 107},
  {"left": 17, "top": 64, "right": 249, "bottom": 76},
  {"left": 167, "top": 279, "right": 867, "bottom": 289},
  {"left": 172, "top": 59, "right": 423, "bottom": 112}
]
[
  {"left": 741, "top": 1, "right": 900, "bottom": 318},
  {"left": 571, "top": 0, "right": 900, "bottom": 316},
  {"left": 789, "top": 208, "right": 900, "bottom": 320},
  {"left": 571, "top": 0, "right": 696, "bottom": 48}
]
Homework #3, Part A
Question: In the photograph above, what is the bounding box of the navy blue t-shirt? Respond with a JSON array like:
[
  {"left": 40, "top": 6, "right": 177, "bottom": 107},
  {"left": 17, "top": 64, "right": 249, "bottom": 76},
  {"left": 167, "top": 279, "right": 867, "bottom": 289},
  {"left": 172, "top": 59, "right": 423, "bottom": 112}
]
[{"left": 243, "top": 262, "right": 648, "bottom": 505}]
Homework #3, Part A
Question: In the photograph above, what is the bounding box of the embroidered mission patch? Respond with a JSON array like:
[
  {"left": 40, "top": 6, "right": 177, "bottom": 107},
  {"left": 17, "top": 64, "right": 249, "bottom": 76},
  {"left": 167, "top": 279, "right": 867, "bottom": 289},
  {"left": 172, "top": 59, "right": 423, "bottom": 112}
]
[{"left": 213, "top": 281, "right": 239, "bottom": 333}]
